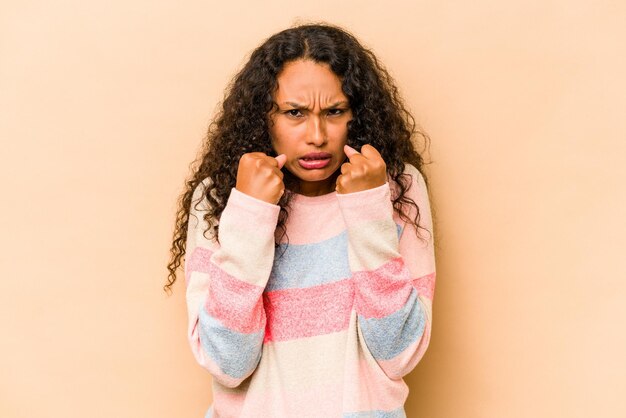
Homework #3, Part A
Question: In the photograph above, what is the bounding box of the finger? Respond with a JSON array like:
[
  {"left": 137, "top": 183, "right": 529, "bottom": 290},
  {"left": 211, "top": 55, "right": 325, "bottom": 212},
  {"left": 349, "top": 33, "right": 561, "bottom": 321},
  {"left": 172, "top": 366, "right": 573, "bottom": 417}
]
[
  {"left": 269, "top": 155, "right": 285, "bottom": 179},
  {"left": 359, "top": 144, "right": 382, "bottom": 160},
  {"left": 344, "top": 144, "right": 360, "bottom": 158},
  {"left": 274, "top": 154, "right": 287, "bottom": 169},
  {"left": 335, "top": 173, "right": 344, "bottom": 193},
  {"left": 344, "top": 144, "right": 360, "bottom": 160},
  {"left": 266, "top": 153, "right": 285, "bottom": 167}
]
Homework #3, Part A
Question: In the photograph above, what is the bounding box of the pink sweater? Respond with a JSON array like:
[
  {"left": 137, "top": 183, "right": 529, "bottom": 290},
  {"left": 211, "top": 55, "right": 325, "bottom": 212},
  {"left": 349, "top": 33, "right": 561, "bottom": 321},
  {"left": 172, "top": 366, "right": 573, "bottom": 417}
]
[{"left": 184, "top": 163, "right": 436, "bottom": 418}]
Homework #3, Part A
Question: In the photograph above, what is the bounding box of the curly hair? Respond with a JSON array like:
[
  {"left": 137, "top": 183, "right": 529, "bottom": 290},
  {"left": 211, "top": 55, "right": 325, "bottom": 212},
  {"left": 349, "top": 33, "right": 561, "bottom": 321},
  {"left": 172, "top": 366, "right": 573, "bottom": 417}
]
[{"left": 164, "top": 22, "right": 432, "bottom": 294}]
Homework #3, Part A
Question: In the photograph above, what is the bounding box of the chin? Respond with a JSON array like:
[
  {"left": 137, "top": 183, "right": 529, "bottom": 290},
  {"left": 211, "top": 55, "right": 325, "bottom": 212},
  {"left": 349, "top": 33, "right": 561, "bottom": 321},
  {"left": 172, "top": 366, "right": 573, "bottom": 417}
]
[{"left": 298, "top": 171, "right": 331, "bottom": 181}]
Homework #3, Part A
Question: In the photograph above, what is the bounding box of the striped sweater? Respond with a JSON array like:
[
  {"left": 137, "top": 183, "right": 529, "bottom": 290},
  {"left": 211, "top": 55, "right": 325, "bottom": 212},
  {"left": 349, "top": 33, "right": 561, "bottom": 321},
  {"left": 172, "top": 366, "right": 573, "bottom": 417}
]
[{"left": 184, "top": 163, "right": 436, "bottom": 418}]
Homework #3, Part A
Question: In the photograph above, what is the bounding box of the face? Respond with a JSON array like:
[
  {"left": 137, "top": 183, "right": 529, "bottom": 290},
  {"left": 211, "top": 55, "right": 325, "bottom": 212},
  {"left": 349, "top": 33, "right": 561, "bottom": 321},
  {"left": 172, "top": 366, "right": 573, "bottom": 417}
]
[{"left": 268, "top": 59, "right": 353, "bottom": 196}]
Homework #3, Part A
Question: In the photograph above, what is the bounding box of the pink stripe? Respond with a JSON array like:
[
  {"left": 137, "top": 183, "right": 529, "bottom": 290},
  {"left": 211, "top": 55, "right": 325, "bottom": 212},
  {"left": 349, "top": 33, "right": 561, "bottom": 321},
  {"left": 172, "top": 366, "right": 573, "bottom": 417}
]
[
  {"left": 263, "top": 279, "right": 354, "bottom": 343},
  {"left": 277, "top": 202, "right": 347, "bottom": 245},
  {"left": 185, "top": 246, "right": 213, "bottom": 283},
  {"left": 353, "top": 257, "right": 413, "bottom": 319},
  {"left": 188, "top": 247, "right": 266, "bottom": 334},
  {"left": 212, "top": 388, "right": 246, "bottom": 417},
  {"left": 343, "top": 355, "right": 409, "bottom": 411},
  {"left": 412, "top": 272, "right": 436, "bottom": 300},
  {"left": 206, "top": 261, "right": 266, "bottom": 334}
]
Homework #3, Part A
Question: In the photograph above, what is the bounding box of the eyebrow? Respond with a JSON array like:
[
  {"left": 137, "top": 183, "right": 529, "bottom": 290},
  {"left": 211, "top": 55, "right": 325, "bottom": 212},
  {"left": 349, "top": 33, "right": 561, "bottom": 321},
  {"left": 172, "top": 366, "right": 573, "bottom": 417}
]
[{"left": 282, "top": 101, "right": 349, "bottom": 109}]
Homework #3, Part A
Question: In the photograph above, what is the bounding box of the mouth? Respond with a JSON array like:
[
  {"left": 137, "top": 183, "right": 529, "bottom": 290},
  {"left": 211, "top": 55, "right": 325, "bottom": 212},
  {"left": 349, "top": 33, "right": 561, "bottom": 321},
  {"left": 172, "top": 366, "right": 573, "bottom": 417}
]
[
  {"left": 300, "top": 152, "right": 332, "bottom": 160},
  {"left": 298, "top": 152, "right": 332, "bottom": 169}
]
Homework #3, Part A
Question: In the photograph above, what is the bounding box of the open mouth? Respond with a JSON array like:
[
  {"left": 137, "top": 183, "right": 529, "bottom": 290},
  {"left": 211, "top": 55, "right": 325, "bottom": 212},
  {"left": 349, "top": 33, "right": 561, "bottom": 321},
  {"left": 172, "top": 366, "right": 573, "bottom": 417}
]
[
  {"left": 301, "top": 156, "right": 331, "bottom": 161},
  {"left": 298, "top": 155, "right": 332, "bottom": 169}
]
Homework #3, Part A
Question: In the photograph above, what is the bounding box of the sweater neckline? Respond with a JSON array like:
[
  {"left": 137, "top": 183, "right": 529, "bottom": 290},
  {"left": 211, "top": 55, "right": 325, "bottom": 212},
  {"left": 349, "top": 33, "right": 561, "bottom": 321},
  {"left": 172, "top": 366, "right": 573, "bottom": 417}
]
[{"left": 290, "top": 190, "right": 337, "bottom": 205}]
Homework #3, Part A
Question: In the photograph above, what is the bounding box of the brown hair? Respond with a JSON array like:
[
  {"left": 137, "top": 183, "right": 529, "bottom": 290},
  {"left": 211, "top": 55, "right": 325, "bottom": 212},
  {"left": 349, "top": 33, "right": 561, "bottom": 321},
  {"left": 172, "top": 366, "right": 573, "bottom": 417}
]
[{"left": 164, "top": 22, "right": 432, "bottom": 294}]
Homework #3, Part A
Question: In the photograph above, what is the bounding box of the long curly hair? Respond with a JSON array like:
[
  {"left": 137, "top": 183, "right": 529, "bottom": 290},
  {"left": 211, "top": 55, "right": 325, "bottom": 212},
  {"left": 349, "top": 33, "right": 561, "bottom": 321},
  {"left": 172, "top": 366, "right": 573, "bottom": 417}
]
[{"left": 164, "top": 22, "right": 432, "bottom": 294}]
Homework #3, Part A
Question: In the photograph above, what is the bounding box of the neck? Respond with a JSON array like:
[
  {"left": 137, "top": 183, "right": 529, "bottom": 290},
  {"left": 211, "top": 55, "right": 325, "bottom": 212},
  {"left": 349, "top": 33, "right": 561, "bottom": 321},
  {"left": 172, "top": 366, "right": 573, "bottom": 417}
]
[{"left": 285, "top": 169, "right": 341, "bottom": 197}]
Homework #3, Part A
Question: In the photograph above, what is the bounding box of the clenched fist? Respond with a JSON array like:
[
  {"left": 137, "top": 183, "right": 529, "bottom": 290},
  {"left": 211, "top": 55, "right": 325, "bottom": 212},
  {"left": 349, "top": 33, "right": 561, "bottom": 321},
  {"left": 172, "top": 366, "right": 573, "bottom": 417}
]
[
  {"left": 335, "top": 144, "right": 387, "bottom": 194},
  {"left": 235, "top": 152, "right": 287, "bottom": 205}
]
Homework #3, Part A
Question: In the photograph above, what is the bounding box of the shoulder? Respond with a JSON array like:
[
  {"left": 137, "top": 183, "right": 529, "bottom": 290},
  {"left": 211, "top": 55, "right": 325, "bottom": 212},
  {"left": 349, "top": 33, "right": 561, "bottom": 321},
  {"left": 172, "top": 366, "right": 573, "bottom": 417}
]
[
  {"left": 193, "top": 176, "right": 213, "bottom": 195},
  {"left": 401, "top": 162, "right": 426, "bottom": 186},
  {"left": 188, "top": 176, "right": 220, "bottom": 241},
  {"left": 190, "top": 176, "right": 216, "bottom": 212},
  {"left": 388, "top": 162, "right": 428, "bottom": 200},
  {"left": 392, "top": 163, "right": 434, "bottom": 240}
]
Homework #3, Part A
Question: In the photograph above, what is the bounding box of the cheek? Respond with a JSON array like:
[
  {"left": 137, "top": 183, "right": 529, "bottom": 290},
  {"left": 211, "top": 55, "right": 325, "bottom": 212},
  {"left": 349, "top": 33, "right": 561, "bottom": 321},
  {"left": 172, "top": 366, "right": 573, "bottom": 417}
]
[
  {"left": 328, "top": 121, "right": 349, "bottom": 140},
  {"left": 268, "top": 123, "right": 286, "bottom": 151},
  {"left": 271, "top": 124, "right": 304, "bottom": 150}
]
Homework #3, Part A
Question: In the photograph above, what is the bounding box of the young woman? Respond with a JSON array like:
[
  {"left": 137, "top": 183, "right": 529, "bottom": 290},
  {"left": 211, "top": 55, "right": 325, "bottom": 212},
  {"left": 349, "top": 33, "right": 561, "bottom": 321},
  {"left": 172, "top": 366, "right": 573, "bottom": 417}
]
[{"left": 165, "top": 22, "right": 436, "bottom": 418}]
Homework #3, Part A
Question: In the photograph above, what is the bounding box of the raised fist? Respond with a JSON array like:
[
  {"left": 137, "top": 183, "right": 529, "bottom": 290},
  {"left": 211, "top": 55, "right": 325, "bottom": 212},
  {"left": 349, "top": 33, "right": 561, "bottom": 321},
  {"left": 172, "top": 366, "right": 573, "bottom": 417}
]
[{"left": 235, "top": 152, "right": 287, "bottom": 205}]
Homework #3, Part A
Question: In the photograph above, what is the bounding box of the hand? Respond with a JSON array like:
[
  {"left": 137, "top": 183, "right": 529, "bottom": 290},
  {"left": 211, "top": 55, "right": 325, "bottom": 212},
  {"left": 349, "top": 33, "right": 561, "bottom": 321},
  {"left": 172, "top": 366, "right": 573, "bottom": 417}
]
[
  {"left": 236, "top": 152, "right": 287, "bottom": 204},
  {"left": 335, "top": 144, "right": 387, "bottom": 194}
]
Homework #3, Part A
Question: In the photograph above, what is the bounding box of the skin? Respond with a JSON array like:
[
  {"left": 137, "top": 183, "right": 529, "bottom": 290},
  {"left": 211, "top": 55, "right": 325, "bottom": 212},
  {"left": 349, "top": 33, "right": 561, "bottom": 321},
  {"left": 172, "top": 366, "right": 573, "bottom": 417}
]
[
  {"left": 337, "top": 143, "right": 387, "bottom": 195},
  {"left": 236, "top": 58, "right": 387, "bottom": 204},
  {"left": 235, "top": 152, "right": 287, "bottom": 204},
  {"left": 268, "top": 58, "right": 354, "bottom": 197}
]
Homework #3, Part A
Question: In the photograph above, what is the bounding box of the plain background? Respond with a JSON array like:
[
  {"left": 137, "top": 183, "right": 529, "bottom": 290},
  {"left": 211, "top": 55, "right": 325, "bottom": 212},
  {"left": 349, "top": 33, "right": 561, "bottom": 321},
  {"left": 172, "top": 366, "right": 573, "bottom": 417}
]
[{"left": 2, "top": 1, "right": 625, "bottom": 417}]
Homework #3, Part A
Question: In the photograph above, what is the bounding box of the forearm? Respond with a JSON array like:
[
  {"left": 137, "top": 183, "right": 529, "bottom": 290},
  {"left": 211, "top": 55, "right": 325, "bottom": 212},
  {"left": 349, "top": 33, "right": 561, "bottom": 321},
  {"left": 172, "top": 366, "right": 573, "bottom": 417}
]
[
  {"left": 186, "top": 186, "right": 280, "bottom": 387},
  {"left": 337, "top": 179, "right": 435, "bottom": 379}
]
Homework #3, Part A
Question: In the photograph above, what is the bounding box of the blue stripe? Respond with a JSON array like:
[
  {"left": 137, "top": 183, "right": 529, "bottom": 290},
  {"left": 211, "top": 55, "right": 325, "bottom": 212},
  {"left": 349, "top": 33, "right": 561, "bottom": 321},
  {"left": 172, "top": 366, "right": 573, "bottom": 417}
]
[
  {"left": 267, "top": 231, "right": 350, "bottom": 291},
  {"left": 395, "top": 223, "right": 404, "bottom": 240},
  {"left": 268, "top": 224, "right": 403, "bottom": 291},
  {"left": 198, "top": 307, "right": 264, "bottom": 379},
  {"left": 357, "top": 287, "right": 426, "bottom": 360},
  {"left": 343, "top": 406, "right": 406, "bottom": 418}
]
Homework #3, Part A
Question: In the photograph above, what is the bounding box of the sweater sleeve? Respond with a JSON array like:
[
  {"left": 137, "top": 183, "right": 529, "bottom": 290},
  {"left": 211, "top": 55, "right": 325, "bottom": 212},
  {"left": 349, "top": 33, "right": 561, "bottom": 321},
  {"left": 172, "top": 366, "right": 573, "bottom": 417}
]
[
  {"left": 184, "top": 179, "right": 280, "bottom": 388},
  {"left": 335, "top": 164, "right": 436, "bottom": 380}
]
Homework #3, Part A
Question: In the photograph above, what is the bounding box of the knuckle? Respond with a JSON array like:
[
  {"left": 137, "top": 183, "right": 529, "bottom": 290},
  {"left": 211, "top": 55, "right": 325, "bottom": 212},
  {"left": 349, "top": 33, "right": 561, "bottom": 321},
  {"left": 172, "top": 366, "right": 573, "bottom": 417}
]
[{"left": 271, "top": 180, "right": 283, "bottom": 191}]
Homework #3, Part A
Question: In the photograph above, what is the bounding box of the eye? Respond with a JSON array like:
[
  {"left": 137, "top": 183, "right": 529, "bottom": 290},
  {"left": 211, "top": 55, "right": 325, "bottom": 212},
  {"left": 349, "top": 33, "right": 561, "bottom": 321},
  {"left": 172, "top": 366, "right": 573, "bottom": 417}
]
[
  {"left": 328, "top": 109, "right": 345, "bottom": 116},
  {"left": 285, "top": 109, "right": 303, "bottom": 117}
]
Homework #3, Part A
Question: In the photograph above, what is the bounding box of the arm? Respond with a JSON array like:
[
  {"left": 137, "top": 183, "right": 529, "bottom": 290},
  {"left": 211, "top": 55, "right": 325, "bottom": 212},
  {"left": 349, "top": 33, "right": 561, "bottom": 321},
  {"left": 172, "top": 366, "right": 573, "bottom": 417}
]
[
  {"left": 335, "top": 164, "right": 436, "bottom": 380},
  {"left": 184, "top": 179, "right": 279, "bottom": 388}
]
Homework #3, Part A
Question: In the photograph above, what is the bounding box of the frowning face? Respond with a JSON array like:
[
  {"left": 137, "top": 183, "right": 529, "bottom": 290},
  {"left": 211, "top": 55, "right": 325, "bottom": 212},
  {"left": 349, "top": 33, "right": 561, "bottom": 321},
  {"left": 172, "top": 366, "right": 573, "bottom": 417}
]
[{"left": 268, "top": 59, "right": 353, "bottom": 197}]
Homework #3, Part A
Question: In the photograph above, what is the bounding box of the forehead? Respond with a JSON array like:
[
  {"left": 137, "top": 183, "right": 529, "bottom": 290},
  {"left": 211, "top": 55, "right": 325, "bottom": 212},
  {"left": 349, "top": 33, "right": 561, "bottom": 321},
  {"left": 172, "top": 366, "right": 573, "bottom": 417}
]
[{"left": 273, "top": 59, "right": 345, "bottom": 100}]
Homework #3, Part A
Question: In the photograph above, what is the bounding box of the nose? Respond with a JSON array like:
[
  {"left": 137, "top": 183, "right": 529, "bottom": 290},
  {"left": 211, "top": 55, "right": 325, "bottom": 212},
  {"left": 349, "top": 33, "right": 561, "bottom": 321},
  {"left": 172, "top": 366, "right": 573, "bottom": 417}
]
[{"left": 306, "top": 114, "right": 327, "bottom": 146}]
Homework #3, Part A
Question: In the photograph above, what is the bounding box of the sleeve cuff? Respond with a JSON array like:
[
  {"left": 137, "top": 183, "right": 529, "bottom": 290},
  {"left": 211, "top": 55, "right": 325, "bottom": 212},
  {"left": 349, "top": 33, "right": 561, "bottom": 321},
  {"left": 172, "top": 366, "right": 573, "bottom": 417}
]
[
  {"left": 222, "top": 187, "right": 281, "bottom": 235},
  {"left": 336, "top": 182, "right": 394, "bottom": 228}
]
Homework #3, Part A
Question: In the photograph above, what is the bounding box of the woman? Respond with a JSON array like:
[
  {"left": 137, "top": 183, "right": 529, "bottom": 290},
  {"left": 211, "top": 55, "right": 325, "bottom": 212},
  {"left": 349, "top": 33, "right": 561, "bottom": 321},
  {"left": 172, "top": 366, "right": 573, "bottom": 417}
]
[{"left": 166, "top": 22, "right": 436, "bottom": 418}]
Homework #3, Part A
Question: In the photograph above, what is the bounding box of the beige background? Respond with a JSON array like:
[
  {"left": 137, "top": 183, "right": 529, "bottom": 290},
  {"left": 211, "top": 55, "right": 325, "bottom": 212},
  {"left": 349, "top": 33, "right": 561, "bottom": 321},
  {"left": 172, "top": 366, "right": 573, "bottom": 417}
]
[{"left": 2, "top": 1, "right": 625, "bottom": 417}]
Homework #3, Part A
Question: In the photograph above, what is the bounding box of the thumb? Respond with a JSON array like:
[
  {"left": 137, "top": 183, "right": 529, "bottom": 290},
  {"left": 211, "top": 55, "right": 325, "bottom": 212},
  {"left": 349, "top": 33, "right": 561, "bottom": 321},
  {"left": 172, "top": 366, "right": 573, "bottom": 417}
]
[
  {"left": 275, "top": 154, "right": 287, "bottom": 169},
  {"left": 344, "top": 144, "right": 360, "bottom": 160}
]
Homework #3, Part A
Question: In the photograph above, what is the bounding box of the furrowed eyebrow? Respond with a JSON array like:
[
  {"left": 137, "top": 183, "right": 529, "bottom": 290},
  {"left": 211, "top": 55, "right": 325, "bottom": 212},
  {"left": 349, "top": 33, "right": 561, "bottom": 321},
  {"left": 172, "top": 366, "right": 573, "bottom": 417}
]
[{"left": 283, "top": 101, "right": 348, "bottom": 109}]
